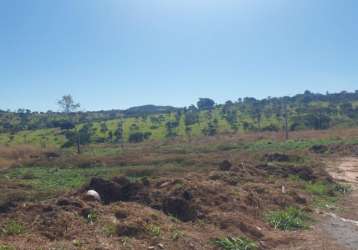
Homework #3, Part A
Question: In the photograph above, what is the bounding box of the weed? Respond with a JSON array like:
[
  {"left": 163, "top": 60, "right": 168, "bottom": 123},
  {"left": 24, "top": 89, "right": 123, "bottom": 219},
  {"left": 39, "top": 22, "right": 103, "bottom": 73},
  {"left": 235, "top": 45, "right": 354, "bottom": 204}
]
[
  {"left": 171, "top": 228, "right": 184, "bottom": 241},
  {"left": 145, "top": 224, "right": 161, "bottom": 237},
  {"left": 214, "top": 236, "right": 257, "bottom": 250},
  {"left": 86, "top": 210, "right": 98, "bottom": 224},
  {"left": 120, "top": 236, "right": 132, "bottom": 248},
  {"left": 1, "top": 220, "right": 25, "bottom": 236},
  {"left": 103, "top": 223, "right": 117, "bottom": 237},
  {"left": 266, "top": 207, "right": 308, "bottom": 231},
  {"left": 0, "top": 245, "right": 15, "bottom": 250},
  {"left": 305, "top": 181, "right": 330, "bottom": 196}
]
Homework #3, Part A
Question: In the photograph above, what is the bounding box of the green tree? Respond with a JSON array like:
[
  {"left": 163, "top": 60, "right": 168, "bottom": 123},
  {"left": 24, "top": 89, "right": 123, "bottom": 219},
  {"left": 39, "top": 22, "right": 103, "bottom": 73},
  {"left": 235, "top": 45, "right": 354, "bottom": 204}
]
[{"left": 197, "top": 98, "right": 215, "bottom": 110}]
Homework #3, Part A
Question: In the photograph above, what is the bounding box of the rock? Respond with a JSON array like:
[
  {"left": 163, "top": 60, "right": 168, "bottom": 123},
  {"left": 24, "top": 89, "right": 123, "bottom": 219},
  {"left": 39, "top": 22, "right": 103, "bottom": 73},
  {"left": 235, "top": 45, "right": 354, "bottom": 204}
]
[
  {"left": 159, "top": 181, "right": 171, "bottom": 188},
  {"left": 219, "top": 160, "right": 232, "bottom": 171},
  {"left": 84, "top": 190, "right": 101, "bottom": 202}
]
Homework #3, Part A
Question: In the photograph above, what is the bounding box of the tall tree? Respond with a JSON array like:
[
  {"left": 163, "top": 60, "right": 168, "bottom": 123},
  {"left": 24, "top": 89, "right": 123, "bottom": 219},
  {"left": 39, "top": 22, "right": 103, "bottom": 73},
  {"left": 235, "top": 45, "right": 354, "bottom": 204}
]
[
  {"left": 57, "top": 95, "right": 80, "bottom": 113},
  {"left": 197, "top": 98, "right": 215, "bottom": 110}
]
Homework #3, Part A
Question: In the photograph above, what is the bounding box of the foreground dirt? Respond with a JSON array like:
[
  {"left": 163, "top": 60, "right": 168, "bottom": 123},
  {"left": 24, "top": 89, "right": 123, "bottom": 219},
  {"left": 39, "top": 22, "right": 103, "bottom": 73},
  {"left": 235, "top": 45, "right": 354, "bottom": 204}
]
[{"left": 1, "top": 151, "right": 358, "bottom": 249}]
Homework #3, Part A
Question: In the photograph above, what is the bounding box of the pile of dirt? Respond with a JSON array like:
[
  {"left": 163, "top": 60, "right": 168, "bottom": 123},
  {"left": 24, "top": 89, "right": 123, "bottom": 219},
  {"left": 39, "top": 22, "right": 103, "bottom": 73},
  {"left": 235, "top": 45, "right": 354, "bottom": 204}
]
[
  {"left": 310, "top": 143, "right": 358, "bottom": 156},
  {"left": 256, "top": 163, "right": 317, "bottom": 181},
  {"left": 0, "top": 155, "right": 338, "bottom": 249},
  {"left": 264, "top": 153, "right": 301, "bottom": 162}
]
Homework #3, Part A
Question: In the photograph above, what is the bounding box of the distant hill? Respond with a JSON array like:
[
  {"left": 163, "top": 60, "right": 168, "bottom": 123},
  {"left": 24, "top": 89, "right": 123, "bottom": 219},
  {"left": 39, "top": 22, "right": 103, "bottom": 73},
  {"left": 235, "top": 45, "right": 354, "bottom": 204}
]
[{"left": 123, "top": 105, "right": 180, "bottom": 117}]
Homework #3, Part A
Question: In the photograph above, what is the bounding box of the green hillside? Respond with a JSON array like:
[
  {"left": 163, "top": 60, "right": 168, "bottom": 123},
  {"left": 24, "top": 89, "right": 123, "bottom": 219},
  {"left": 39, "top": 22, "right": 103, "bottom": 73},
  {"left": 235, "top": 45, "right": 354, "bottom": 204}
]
[{"left": 0, "top": 91, "right": 358, "bottom": 148}]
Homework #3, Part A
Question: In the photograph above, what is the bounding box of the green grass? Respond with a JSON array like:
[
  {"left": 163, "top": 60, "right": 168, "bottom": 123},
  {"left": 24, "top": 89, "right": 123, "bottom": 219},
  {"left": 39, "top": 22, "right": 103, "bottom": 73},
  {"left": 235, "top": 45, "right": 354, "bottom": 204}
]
[
  {"left": 266, "top": 207, "right": 309, "bottom": 231},
  {"left": 0, "top": 245, "right": 15, "bottom": 250},
  {"left": 1, "top": 220, "right": 25, "bottom": 236},
  {"left": 1, "top": 166, "right": 125, "bottom": 199},
  {"left": 103, "top": 223, "right": 117, "bottom": 237},
  {"left": 304, "top": 181, "right": 351, "bottom": 208},
  {"left": 214, "top": 236, "right": 257, "bottom": 250},
  {"left": 86, "top": 210, "right": 98, "bottom": 224}
]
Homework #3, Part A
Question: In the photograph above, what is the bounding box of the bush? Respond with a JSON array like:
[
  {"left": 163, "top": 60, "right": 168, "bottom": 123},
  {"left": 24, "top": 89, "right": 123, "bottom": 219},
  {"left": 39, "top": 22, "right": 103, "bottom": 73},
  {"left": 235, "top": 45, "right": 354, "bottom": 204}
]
[
  {"left": 128, "top": 132, "right": 151, "bottom": 143},
  {"left": 266, "top": 207, "right": 308, "bottom": 231},
  {"left": 214, "top": 236, "right": 257, "bottom": 250}
]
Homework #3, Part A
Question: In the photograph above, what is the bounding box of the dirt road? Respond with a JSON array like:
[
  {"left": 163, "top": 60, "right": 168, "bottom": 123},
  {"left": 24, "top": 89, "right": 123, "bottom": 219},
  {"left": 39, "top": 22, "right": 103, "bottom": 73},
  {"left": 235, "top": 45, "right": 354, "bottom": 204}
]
[
  {"left": 321, "top": 158, "right": 358, "bottom": 250},
  {"left": 274, "top": 157, "right": 358, "bottom": 250}
]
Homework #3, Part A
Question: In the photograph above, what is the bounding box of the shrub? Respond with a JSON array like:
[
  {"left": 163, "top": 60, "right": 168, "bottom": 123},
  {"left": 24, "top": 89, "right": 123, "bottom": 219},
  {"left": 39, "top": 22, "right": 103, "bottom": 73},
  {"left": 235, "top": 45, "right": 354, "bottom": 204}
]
[
  {"left": 214, "top": 236, "right": 257, "bottom": 250},
  {"left": 266, "top": 207, "right": 308, "bottom": 231},
  {"left": 128, "top": 132, "right": 151, "bottom": 143}
]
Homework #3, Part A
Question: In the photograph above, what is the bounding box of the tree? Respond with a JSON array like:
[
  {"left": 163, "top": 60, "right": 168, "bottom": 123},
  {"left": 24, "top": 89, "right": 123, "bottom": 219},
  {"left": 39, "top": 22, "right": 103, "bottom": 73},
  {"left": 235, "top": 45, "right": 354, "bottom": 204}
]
[
  {"left": 165, "top": 121, "right": 178, "bottom": 139},
  {"left": 57, "top": 95, "right": 80, "bottom": 113},
  {"left": 114, "top": 121, "right": 124, "bottom": 145},
  {"left": 100, "top": 122, "right": 108, "bottom": 133},
  {"left": 62, "top": 123, "right": 92, "bottom": 154},
  {"left": 197, "top": 98, "right": 215, "bottom": 110}
]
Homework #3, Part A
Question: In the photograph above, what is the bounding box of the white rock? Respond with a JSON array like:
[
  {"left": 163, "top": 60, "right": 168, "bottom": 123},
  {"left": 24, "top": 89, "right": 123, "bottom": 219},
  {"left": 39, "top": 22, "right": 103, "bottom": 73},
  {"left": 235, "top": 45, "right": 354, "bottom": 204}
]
[{"left": 85, "top": 190, "right": 101, "bottom": 201}]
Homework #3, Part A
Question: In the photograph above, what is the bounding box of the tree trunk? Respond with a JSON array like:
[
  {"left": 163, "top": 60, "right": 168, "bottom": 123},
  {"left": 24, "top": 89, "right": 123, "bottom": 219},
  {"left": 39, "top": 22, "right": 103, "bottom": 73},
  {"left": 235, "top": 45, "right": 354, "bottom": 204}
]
[{"left": 77, "top": 133, "right": 81, "bottom": 154}]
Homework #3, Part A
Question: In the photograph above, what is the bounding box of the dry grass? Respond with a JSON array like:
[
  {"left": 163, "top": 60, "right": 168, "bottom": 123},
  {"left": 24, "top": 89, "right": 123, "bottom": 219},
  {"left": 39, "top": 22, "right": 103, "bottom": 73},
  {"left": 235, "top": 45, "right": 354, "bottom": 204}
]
[{"left": 0, "top": 145, "right": 52, "bottom": 170}]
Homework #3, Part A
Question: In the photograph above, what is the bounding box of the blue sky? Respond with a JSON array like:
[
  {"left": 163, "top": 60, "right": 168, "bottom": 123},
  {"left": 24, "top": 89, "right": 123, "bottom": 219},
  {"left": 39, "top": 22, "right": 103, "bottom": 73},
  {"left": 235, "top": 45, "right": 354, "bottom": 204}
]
[{"left": 0, "top": 0, "right": 357, "bottom": 111}]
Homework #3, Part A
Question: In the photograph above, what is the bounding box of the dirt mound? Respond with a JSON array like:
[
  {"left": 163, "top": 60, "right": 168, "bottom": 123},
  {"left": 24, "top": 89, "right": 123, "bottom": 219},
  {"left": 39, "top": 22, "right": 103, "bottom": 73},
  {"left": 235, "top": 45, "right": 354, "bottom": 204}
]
[
  {"left": 218, "top": 160, "right": 232, "bottom": 171},
  {"left": 87, "top": 177, "right": 143, "bottom": 204},
  {"left": 162, "top": 197, "right": 197, "bottom": 222},
  {"left": 310, "top": 145, "right": 329, "bottom": 154},
  {"left": 264, "top": 153, "right": 301, "bottom": 162},
  {"left": 256, "top": 163, "right": 317, "bottom": 181}
]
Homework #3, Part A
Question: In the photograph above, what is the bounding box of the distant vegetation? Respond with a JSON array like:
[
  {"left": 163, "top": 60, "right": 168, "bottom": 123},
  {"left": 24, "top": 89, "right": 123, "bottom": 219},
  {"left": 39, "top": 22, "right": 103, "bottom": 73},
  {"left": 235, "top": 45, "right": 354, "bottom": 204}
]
[{"left": 0, "top": 90, "right": 357, "bottom": 149}]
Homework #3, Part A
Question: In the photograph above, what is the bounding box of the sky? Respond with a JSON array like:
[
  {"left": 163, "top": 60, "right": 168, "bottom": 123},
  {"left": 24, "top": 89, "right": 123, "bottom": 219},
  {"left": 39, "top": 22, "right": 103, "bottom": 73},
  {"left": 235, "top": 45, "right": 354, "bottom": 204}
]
[{"left": 0, "top": 0, "right": 357, "bottom": 111}]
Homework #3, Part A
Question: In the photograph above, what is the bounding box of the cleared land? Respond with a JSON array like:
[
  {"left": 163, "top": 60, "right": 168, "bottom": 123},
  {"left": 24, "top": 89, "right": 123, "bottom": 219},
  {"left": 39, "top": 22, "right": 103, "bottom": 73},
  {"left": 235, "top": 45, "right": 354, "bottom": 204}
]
[{"left": 0, "top": 128, "right": 357, "bottom": 249}]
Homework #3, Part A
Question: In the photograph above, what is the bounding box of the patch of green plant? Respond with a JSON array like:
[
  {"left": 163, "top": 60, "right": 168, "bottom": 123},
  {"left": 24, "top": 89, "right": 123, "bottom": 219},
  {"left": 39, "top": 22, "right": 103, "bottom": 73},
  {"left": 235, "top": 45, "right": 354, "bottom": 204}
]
[
  {"left": 305, "top": 181, "right": 330, "bottom": 196},
  {"left": 266, "top": 207, "right": 309, "bottom": 231},
  {"left": 1, "top": 220, "right": 25, "bottom": 236},
  {"left": 214, "top": 236, "right": 257, "bottom": 250},
  {"left": 0, "top": 245, "right": 15, "bottom": 250},
  {"left": 3, "top": 165, "right": 125, "bottom": 198},
  {"left": 171, "top": 228, "right": 184, "bottom": 241},
  {"left": 103, "top": 223, "right": 117, "bottom": 237},
  {"left": 86, "top": 210, "right": 98, "bottom": 224},
  {"left": 145, "top": 224, "right": 161, "bottom": 237}
]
